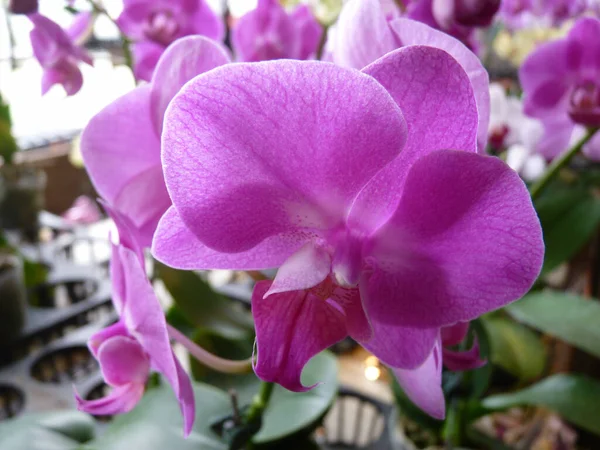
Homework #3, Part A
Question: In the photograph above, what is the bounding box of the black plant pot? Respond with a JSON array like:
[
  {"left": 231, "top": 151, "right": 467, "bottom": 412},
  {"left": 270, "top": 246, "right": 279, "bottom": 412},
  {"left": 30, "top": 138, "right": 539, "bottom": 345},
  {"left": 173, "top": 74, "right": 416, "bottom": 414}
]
[
  {"left": 319, "top": 388, "right": 395, "bottom": 450},
  {"left": 0, "top": 165, "right": 46, "bottom": 241},
  {"left": 0, "top": 254, "right": 27, "bottom": 342}
]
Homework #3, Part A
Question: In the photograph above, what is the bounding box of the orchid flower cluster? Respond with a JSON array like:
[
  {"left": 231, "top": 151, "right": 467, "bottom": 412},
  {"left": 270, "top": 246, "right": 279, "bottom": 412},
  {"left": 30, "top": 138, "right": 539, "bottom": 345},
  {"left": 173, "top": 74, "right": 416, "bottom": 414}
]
[{"left": 11, "top": 0, "right": 600, "bottom": 443}]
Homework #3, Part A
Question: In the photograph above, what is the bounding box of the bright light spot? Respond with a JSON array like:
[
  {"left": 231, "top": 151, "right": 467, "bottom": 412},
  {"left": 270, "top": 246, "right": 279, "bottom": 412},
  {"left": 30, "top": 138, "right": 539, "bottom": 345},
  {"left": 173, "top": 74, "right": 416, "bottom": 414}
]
[
  {"left": 364, "top": 365, "right": 381, "bottom": 381},
  {"left": 365, "top": 355, "right": 379, "bottom": 366}
]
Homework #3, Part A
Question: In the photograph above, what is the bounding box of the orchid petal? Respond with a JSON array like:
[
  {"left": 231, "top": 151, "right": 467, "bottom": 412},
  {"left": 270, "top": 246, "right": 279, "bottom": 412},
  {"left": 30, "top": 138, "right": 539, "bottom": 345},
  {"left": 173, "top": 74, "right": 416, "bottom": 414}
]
[
  {"left": 67, "top": 11, "right": 93, "bottom": 44},
  {"left": 174, "top": 358, "right": 196, "bottom": 436},
  {"left": 162, "top": 60, "right": 406, "bottom": 254},
  {"left": 232, "top": 0, "right": 295, "bottom": 62},
  {"left": 109, "top": 243, "right": 126, "bottom": 315},
  {"left": 519, "top": 40, "right": 571, "bottom": 119},
  {"left": 392, "top": 339, "right": 445, "bottom": 419},
  {"left": 133, "top": 41, "right": 164, "bottom": 82},
  {"left": 265, "top": 243, "right": 331, "bottom": 297},
  {"left": 583, "top": 133, "right": 600, "bottom": 160},
  {"left": 389, "top": 18, "right": 490, "bottom": 152},
  {"left": 440, "top": 322, "right": 470, "bottom": 347},
  {"left": 358, "top": 281, "right": 438, "bottom": 369},
  {"left": 252, "top": 281, "right": 347, "bottom": 392},
  {"left": 332, "top": 0, "right": 399, "bottom": 69},
  {"left": 330, "top": 287, "right": 372, "bottom": 342},
  {"left": 97, "top": 335, "right": 150, "bottom": 386},
  {"left": 75, "top": 383, "right": 145, "bottom": 416},
  {"left": 152, "top": 206, "right": 310, "bottom": 270},
  {"left": 112, "top": 165, "right": 171, "bottom": 248},
  {"left": 364, "top": 151, "right": 543, "bottom": 328},
  {"left": 190, "top": 1, "right": 225, "bottom": 42},
  {"left": 443, "top": 340, "right": 486, "bottom": 372},
  {"left": 536, "top": 117, "right": 577, "bottom": 159},
  {"left": 81, "top": 85, "right": 160, "bottom": 209},
  {"left": 87, "top": 321, "right": 128, "bottom": 358},
  {"left": 362, "top": 322, "right": 438, "bottom": 369},
  {"left": 567, "top": 18, "right": 600, "bottom": 73},
  {"left": 116, "top": 245, "right": 196, "bottom": 429},
  {"left": 349, "top": 45, "right": 478, "bottom": 233},
  {"left": 100, "top": 201, "right": 144, "bottom": 264},
  {"left": 41, "top": 63, "right": 83, "bottom": 96},
  {"left": 290, "top": 5, "right": 323, "bottom": 60},
  {"left": 150, "top": 36, "right": 230, "bottom": 134},
  {"left": 29, "top": 14, "right": 70, "bottom": 66}
]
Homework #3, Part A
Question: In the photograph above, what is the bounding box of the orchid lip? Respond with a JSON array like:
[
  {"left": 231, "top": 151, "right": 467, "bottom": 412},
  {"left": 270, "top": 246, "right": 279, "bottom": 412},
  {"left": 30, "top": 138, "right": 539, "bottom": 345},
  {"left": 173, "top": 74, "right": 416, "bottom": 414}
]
[
  {"left": 144, "top": 10, "right": 180, "bottom": 46},
  {"left": 568, "top": 82, "right": 600, "bottom": 127}
]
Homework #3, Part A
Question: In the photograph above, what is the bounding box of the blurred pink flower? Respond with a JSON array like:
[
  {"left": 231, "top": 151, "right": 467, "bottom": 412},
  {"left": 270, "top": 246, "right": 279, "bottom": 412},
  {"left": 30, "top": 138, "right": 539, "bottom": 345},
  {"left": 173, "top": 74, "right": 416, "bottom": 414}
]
[
  {"left": 28, "top": 13, "right": 93, "bottom": 95},
  {"left": 232, "top": 0, "right": 322, "bottom": 62},
  {"left": 117, "top": 0, "right": 224, "bottom": 81},
  {"left": 75, "top": 206, "right": 194, "bottom": 434},
  {"left": 62, "top": 196, "right": 101, "bottom": 225},
  {"left": 9, "top": 0, "right": 38, "bottom": 14},
  {"left": 520, "top": 17, "right": 600, "bottom": 159}
]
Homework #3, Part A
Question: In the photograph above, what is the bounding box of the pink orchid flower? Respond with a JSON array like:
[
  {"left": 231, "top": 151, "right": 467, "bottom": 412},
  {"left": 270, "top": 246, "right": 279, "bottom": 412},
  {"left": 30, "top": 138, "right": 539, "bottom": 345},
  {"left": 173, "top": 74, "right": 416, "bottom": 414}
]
[
  {"left": 520, "top": 17, "right": 600, "bottom": 160},
  {"left": 28, "top": 12, "right": 93, "bottom": 95},
  {"left": 117, "top": 0, "right": 224, "bottom": 81},
  {"left": 153, "top": 44, "right": 543, "bottom": 418},
  {"left": 76, "top": 205, "right": 194, "bottom": 434},
  {"left": 232, "top": 0, "right": 322, "bottom": 62}
]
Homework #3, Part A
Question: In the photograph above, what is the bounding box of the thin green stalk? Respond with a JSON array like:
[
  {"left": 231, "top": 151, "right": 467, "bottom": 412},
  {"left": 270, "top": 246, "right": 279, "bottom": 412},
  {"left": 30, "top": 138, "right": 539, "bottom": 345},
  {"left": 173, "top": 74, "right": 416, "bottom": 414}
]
[
  {"left": 530, "top": 127, "right": 599, "bottom": 200},
  {"left": 3, "top": 3, "right": 17, "bottom": 70},
  {"left": 245, "top": 382, "right": 275, "bottom": 423},
  {"left": 86, "top": 0, "right": 136, "bottom": 76},
  {"left": 121, "top": 36, "right": 134, "bottom": 74}
]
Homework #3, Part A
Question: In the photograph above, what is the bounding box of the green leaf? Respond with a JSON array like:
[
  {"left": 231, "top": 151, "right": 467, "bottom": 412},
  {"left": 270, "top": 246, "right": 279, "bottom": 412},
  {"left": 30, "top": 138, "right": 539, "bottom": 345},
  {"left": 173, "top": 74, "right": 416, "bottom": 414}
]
[
  {"left": 482, "top": 374, "right": 600, "bottom": 435},
  {"left": 481, "top": 317, "right": 546, "bottom": 381},
  {"left": 189, "top": 327, "right": 254, "bottom": 386},
  {"left": 465, "top": 319, "right": 493, "bottom": 399},
  {"left": 535, "top": 187, "right": 600, "bottom": 275},
  {"left": 0, "top": 410, "right": 95, "bottom": 450},
  {"left": 23, "top": 258, "right": 49, "bottom": 288},
  {"left": 84, "top": 382, "right": 232, "bottom": 450},
  {"left": 507, "top": 291, "right": 600, "bottom": 359},
  {"left": 85, "top": 353, "right": 337, "bottom": 448},
  {"left": 156, "top": 264, "right": 254, "bottom": 339},
  {"left": 0, "top": 121, "right": 18, "bottom": 165},
  {"left": 0, "top": 95, "right": 12, "bottom": 126},
  {"left": 253, "top": 351, "right": 339, "bottom": 444}
]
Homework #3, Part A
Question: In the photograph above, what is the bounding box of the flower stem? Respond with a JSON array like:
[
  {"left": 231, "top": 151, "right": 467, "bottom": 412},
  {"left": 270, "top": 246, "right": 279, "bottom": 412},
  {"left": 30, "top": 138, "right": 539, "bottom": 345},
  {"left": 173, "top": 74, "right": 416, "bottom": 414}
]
[
  {"left": 86, "top": 0, "right": 135, "bottom": 76},
  {"left": 167, "top": 324, "right": 254, "bottom": 374},
  {"left": 245, "top": 381, "right": 275, "bottom": 423},
  {"left": 530, "top": 127, "right": 599, "bottom": 200},
  {"left": 120, "top": 36, "right": 134, "bottom": 74}
]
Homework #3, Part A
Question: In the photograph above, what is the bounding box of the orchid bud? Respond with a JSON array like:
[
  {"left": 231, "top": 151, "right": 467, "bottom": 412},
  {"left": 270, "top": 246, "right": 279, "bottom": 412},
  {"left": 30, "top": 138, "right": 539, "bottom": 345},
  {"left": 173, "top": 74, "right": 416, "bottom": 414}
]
[
  {"left": 454, "top": 0, "right": 501, "bottom": 26},
  {"left": 433, "top": 0, "right": 500, "bottom": 28},
  {"left": 9, "top": 0, "right": 38, "bottom": 15}
]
